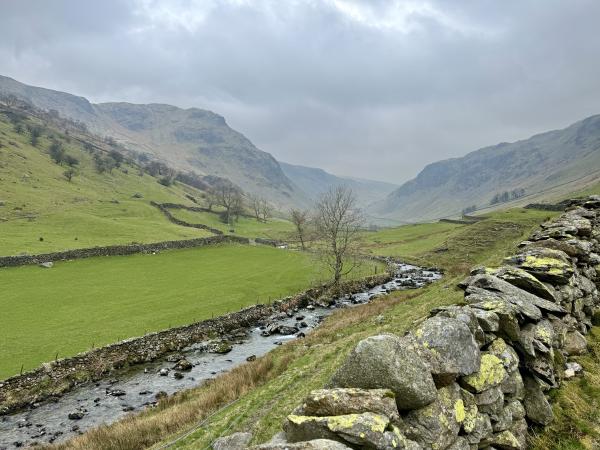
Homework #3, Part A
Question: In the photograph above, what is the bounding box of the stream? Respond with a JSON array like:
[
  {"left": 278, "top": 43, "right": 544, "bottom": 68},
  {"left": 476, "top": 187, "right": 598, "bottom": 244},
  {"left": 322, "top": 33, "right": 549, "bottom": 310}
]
[{"left": 0, "top": 263, "right": 441, "bottom": 448}]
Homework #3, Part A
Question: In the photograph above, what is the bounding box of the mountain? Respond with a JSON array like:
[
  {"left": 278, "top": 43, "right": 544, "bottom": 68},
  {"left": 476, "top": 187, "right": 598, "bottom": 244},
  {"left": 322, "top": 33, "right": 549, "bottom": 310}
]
[
  {"left": 371, "top": 114, "right": 600, "bottom": 222},
  {"left": 280, "top": 162, "right": 397, "bottom": 207},
  {"left": 0, "top": 75, "right": 308, "bottom": 209}
]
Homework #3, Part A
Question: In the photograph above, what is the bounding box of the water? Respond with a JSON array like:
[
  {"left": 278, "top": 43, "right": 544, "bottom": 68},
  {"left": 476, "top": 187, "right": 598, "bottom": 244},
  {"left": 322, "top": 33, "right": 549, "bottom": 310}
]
[{"left": 0, "top": 263, "right": 441, "bottom": 448}]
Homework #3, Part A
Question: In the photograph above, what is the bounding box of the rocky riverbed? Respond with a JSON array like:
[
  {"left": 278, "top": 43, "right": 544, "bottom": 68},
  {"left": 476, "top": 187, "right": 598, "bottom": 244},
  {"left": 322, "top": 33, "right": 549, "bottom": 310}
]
[{"left": 0, "top": 264, "right": 440, "bottom": 448}]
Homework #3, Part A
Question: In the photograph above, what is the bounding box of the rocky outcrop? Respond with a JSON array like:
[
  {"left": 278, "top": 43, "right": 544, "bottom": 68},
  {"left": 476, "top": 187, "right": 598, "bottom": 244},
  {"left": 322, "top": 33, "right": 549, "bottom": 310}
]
[{"left": 227, "top": 195, "right": 600, "bottom": 449}]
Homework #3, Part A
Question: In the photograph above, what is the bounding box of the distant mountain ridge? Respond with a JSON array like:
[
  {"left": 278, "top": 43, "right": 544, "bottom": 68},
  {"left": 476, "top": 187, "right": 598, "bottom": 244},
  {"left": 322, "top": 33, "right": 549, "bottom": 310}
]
[
  {"left": 371, "top": 114, "right": 600, "bottom": 222},
  {"left": 0, "top": 75, "right": 307, "bottom": 208},
  {"left": 280, "top": 162, "right": 397, "bottom": 207}
]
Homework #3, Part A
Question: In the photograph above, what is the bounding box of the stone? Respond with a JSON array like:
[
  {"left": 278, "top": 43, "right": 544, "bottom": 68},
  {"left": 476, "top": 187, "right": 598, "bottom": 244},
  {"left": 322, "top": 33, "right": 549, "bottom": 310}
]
[
  {"left": 293, "top": 388, "right": 400, "bottom": 424},
  {"left": 490, "top": 430, "right": 522, "bottom": 450},
  {"left": 464, "top": 413, "right": 493, "bottom": 445},
  {"left": 212, "top": 432, "right": 252, "bottom": 450},
  {"left": 491, "top": 406, "right": 513, "bottom": 432},
  {"left": 465, "top": 274, "right": 565, "bottom": 316},
  {"left": 504, "top": 248, "right": 574, "bottom": 285},
  {"left": 473, "top": 309, "right": 500, "bottom": 332},
  {"left": 517, "top": 321, "right": 553, "bottom": 357},
  {"left": 460, "top": 354, "right": 507, "bottom": 393},
  {"left": 173, "top": 372, "right": 184, "bottom": 380},
  {"left": 446, "top": 436, "right": 470, "bottom": 450},
  {"left": 329, "top": 334, "right": 437, "bottom": 410},
  {"left": 489, "top": 266, "right": 557, "bottom": 302},
  {"left": 39, "top": 262, "right": 53, "bottom": 268},
  {"left": 505, "top": 400, "right": 525, "bottom": 421},
  {"left": 249, "top": 440, "right": 352, "bottom": 450},
  {"left": 246, "top": 355, "right": 257, "bottom": 362},
  {"left": 523, "top": 377, "right": 553, "bottom": 426},
  {"left": 564, "top": 330, "right": 587, "bottom": 355},
  {"left": 402, "top": 383, "right": 464, "bottom": 449},
  {"left": 408, "top": 316, "right": 481, "bottom": 385},
  {"left": 68, "top": 412, "right": 84, "bottom": 420},
  {"left": 501, "top": 370, "right": 524, "bottom": 400},
  {"left": 173, "top": 358, "right": 193, "bottom": 371},
  {"left": 509, "top": 419, "right": 528, "bottom": 449},
  {"left": 284, "top": 412, "right": 392, "bottom": 448},
  {"left": 487, "top": 339, "right": 519, "bottom": 373},
  {"left": 475, "top": 386, "right": 504, "bottom": 416}
]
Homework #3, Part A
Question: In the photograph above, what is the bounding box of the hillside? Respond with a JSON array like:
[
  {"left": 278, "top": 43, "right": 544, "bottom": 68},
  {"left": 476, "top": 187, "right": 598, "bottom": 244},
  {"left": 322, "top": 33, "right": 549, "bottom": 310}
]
[
  {"left": 371, "top": 114, "right": 600, "bottom": 222},
  {"left": 280, "top": 161, "right": 397, "bottom": 208},
  {"left": 0, "top": 101, "right": 218, "bottom": 255},
  {"left": 0, "top": 75, "right": 309, "bottom": 209}
]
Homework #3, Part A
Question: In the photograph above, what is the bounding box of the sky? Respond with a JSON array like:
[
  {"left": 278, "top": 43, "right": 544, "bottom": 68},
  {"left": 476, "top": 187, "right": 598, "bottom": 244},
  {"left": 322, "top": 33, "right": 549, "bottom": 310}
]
[{"left": 1, "top": 0, "right": 600, "bottom": 184}]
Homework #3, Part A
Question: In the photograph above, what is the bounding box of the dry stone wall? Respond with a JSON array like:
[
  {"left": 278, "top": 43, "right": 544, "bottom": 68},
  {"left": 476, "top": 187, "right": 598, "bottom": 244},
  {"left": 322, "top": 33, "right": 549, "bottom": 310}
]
[
  {"left": 235, "top": 196, "right": 600, "bottom": 450},
  {"left": 0, "top": 235, "right": 249, "bottom": 268},
  {"left": 150, "top": 201, "right": 225, "bottom": 234}
]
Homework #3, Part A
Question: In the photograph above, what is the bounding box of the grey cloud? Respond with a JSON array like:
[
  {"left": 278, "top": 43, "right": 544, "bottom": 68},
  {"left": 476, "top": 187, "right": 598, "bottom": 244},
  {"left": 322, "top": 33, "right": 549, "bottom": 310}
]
[{"left": 1, "top": 0, "right": 599, "bottom": 183}]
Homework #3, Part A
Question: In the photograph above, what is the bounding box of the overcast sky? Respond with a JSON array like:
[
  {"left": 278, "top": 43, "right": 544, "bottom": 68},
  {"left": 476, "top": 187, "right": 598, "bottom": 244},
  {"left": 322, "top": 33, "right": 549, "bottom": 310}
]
[{"left": 1, "top": 0, "right": 599, "bottom": 183}]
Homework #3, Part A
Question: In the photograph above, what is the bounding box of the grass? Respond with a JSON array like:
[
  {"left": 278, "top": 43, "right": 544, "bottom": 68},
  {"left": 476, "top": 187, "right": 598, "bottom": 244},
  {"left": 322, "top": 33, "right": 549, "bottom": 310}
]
[
  {"left": 529, "top": 328, "right": 600, "bottom": 450},
  {"left": 167, "top": 207, "right": 295, "bottom": 240},
  {"left": 0, "top": 114, "right": 214, "bottom": 256},
  {"left": 55, "top": 206, "right": 560, "bottom": 450},
  {"left": 0, "top": 244, "right": 384, "bottom": 379}
]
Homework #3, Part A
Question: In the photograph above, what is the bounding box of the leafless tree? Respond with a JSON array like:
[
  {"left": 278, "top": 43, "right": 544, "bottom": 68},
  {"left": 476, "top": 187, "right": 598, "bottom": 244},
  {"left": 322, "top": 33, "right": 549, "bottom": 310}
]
[
  {"left": 215, "top": 183, "right": 244, "bottom": 225},
  {"left": 249, "top": 194, "right": 272, "bottom": 222},
  {"left": 314, "top": 186, "right": 365, "bottom": 285},
  {"left": 289, "top": 208, "right": 311, "bottom": 250},
  {"left": 205, "top": 188, "right": 218, "bottom": 211},
  {"left": 63, "top": 168, "right": 76, "bottom": 182}
]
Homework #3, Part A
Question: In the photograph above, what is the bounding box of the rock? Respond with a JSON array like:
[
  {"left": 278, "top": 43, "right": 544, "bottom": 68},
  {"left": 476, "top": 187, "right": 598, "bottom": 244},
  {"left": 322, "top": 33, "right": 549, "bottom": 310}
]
[
  {"left": 490, "top": 266, "right": 557, "bottom": 302},
  {"left": 492, "top": 406, "right": 513, "bottom": 432},
  {"left": 284, "top": 412, "right": 392, "bottom": 448},
  {"left": 402, "top": 383, "right": 464, "bottom": 449},
  {"left": 108, "top": 389, "right": 126, "bottom": 397},
  {"left": 474, "top": 386, "right": 504, "bottom": 416},
  {"left": 408, "top": 316, "right": 481, "bottom": 385},
  {"left": 473, "top": 309, "right": 500, "bottom": 332},
  {"left": 446, "top": 437, "right": 470, "bottom": 450},
  {"left": 566, "top": 361, "right": 583, "bottom": 374},
  {"left": 277, "top": 325, "right": 299, "bottom": 336},
  {"left": 293, "top": 388, "right": 400, "bottom": 424},
  {"left": 464, "top": 413, "right": 493, "bottom": 445},
  {"left": 564, "top": 330, "right": 587, "bottom": 355},
  {"left": 249, "top": 439, "right": 352, "bottom": 449},
  {"left": 132, "top": 193, "right": 143, "bottom": 198},
  {"left": 490, "top": 430, "right": 522, "bottom": 450},
  {"left": 460, "top": 354, "right": 507, "bottom": 393},
  {"left": 523, "top": 376, "right": 553, "bottom": 425},
  {"left": 509, "top": 418, "right": 528, "bottom": 449},
  {"left": 487, "top": 339, "right": 519, "bottom": 373},
  {"left": 68, "top": 412, "right": 84, "bottom": 420},
  {"left": 212, "top": 431, "right": 252, "bottom": 450},
  {"left": 517, "top": 321, "right": 554, "bottom": 357},
  {"left": 173, "top": 372, "right": 184, "bottom": 380},
  {"left": 465, "top": 274, "right": 565, "bottom": 316},
  {"left": 159, "top": 368, "right": 170, "bottom": 376},
  {"left": 505, "top": 400, "right": 526, "bottom": 421},
  {"left": 212, "top": 342, "right": 233, "bottom": 354},
  {"left": 504, "top": 248, "right": 574, "bottom": 285},
  {"left": 246, "top": 355, "right": 257, "bottom": 362},
  {"left": 329, "top": 334, "right": 437, "bottom": 410},
  {"left": 501, "top": 370, "right": 525, "bottom": 400},
  {"left": 39, "top": 262, "right": 53, "bottom": 268},
  {"left": 173, "top": 358, "right": 193, "bottom": 371}
]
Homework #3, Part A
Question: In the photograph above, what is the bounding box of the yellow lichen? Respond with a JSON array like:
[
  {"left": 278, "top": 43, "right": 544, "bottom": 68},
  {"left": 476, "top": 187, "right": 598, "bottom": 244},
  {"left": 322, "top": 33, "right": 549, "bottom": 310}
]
[
  {"left": 454, "top": 399, "right": 465, "bottom": 423},
  {"left": 462, "top": 354, "right": 506, "bottom": 393}
]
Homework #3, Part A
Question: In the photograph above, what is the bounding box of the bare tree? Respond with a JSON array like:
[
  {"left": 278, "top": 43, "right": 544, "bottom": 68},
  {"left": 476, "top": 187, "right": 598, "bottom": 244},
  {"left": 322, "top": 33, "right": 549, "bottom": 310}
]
[
  {"left": 205, "top": 188, "right": 218, "bottom": 211},
  {"left": 314, "top": 186, "right": 364, "bottom": 285},
  {"left": 290, "top": 208, "right": 310, "bottom": 250},
  {"left": 63, "top": 168, "right": 76, "bottom": 182},
  {"left": 249, "top": 194, "right": 272, "bottom": 222},
  {"left": 215, "top": 183, "right": 244, "bottom": 225}
]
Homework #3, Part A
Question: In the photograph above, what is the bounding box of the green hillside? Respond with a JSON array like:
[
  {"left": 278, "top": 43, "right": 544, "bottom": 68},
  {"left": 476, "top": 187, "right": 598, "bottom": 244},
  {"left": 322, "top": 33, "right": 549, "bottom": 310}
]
[{"left": 0, "top": 107, "right": 214, "bottom": 256}]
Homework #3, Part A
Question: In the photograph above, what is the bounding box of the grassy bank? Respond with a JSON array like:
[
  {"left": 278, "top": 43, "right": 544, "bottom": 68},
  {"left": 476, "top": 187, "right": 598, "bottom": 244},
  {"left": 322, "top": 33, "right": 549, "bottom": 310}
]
[
  {"left": 0, "top": 244, "right": 383, "bottom": 379},
  {"left": 55, "top": 207, "right": 560, "bottom": 450}
]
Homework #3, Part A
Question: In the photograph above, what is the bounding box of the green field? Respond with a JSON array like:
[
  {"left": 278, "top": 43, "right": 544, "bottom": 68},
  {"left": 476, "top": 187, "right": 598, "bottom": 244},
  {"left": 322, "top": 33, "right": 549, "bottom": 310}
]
[
  {"left": 167, "top": 207, "right": 295, "bottom": 239},
  {"left": 0, "top": 115, "right": 211, "bottom": 256},
  {"left": 0, "top": 244, "right": 383, "bottom": 379}
]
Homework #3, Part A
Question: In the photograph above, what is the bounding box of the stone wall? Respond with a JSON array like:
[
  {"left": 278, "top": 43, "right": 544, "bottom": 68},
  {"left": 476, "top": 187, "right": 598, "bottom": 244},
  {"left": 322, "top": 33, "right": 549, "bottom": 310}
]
[
  {"left": 150, "top": 201, "right": 225, "bottom": 234},
  {"left": 240, "top": 196, "right": 600, "bottom": 450},
  {"left": 0, "top": 271, "right": 394, "bottom": 415},
  {"left": 0, "top": 235, "right": 249, "bottom": 268}
]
